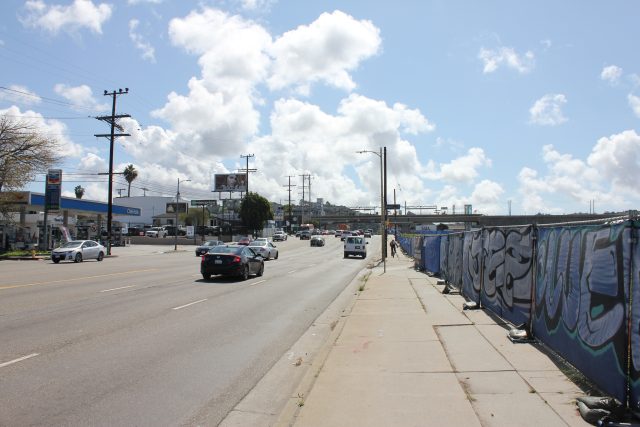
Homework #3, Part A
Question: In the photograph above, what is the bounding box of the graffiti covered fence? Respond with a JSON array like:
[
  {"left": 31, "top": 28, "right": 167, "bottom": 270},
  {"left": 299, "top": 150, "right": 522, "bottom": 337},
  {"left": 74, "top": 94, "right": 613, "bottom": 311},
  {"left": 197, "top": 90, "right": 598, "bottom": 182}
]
[{"left": 406, "top": 220, "right": 640, "bottom": 410}]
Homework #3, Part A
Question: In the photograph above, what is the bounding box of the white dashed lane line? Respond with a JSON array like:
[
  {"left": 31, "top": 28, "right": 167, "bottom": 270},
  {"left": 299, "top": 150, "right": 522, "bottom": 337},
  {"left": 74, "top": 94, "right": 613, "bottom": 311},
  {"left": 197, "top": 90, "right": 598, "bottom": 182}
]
[
  {"left": 249, "top": 280, "right": 266, "bottom": 287},
  {"left": 100, "top": 285, "right": 135, "bottom": 293},
  {"left": 0, "top": 353, "right": 39, "bottom": 369},
  {"left": 172, "top": 299, "right": 208, "bottom": 311}
]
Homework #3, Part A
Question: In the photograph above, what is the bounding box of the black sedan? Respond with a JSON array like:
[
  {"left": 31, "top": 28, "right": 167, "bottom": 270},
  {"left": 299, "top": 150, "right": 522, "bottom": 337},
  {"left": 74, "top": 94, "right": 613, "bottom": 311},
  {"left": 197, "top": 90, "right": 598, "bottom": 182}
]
[
  {"left": 200, "top": 245, "right": 264, "bottom": 280},
  {"left": 195, "top": 240, "right": 225, "bottom": 256}
]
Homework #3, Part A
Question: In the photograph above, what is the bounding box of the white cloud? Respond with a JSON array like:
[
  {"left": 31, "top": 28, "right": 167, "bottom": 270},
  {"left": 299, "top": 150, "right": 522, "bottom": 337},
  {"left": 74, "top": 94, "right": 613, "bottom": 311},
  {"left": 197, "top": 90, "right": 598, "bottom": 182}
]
[
  {"left": 129, "top": 19, "right": 156, "bottom": 62},
  {"left": 53, "top": 84, "right": 109, "bottom": 112},
  {"left": 21, "top": 0, "right": 112, "bottom": 35},
  {"left": 437, "top": 148, "right": 491, "bottom": 183},
  {"left": 471, "top": 180, "right": 504, "bottom": 213},
  {"left": 628, "top": 94, "right": 640, "bottom": 118},
  {"left": 267, "top": 10, "right": 381, "bottom": 94},
  {"left": 0, "top": 105, "right": 83, "bottom": 158},
  {"left": 518, "top": 131, "right": 640, "bottom": 214},
  {"left": 601, "top": 65, "right": 623, "bottom": 85},
  {"left": 239, "top": 0, "right": 274, "bottom": 11},
  {"left": 478, "top": 46, "right": 535, "bottom": 74},
  {"left": 0, "top": 85, "right": 42, "bottom": 105},
  {"left": 128, "top": 0, "right": 162, "bottom": 4},
  {"left": 529, "top": 93, "right": 567, "bottom": 126}
]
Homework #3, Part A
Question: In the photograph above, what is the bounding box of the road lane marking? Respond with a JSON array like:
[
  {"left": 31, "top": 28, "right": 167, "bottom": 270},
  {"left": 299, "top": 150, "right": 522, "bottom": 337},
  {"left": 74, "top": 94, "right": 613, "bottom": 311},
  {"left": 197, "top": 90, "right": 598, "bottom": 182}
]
[
  {"left": 249, "top": 280, "right": 266, "bottom": 287},
  {"left": 287, "top": 270, "right": 297, "bottom": 274},
  {"left": 0, "top": 353, "right": 39, "bottom": 368},
  {"left": 0, "top": 269, "right": 158, "bottom": 291},
  {"left": 307, "top": 264, "right": 316, "bottom": 267},
  {"left": 100, "top": 285, "right": 135, "bottom": 293},
  {"left": 172, "top": 299, "right": 207, "bottom": 311}
]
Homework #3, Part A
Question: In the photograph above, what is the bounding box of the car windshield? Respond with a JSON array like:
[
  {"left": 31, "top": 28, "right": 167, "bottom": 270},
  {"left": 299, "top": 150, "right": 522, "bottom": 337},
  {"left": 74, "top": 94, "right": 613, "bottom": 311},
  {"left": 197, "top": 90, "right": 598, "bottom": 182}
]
[
  {"left": 210, "top": 246, "right": 242, "bottom": 254},
  {"left": 203, "top": 241, "right": 218, "bottom": 246},
  {"left": 61, "top": 241, "right": 83, "bottom": 248}
]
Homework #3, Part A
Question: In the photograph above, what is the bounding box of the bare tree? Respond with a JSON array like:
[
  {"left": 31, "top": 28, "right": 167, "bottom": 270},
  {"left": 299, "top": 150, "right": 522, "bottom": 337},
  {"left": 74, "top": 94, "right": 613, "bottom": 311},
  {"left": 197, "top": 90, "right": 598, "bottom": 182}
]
[
  {"left": 123, "top": 164, "right": 138, "bottom": 197},
  {"left": 0, "top": 115, "right": 61, "bottom": 219}
]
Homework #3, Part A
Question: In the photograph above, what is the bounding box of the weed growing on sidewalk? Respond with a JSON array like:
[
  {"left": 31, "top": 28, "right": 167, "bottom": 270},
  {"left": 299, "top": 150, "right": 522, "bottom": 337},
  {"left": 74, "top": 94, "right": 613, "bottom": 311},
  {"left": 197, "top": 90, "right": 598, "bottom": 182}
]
[{"left": 297, "top": 393, "right": 305, "bottom": 407}]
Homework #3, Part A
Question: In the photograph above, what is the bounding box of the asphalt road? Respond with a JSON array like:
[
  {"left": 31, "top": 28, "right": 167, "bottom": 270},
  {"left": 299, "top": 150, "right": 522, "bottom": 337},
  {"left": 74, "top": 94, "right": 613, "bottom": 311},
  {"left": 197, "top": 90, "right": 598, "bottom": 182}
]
[{"left": 0, "top": 235, "right": 378, "bottom": 426}]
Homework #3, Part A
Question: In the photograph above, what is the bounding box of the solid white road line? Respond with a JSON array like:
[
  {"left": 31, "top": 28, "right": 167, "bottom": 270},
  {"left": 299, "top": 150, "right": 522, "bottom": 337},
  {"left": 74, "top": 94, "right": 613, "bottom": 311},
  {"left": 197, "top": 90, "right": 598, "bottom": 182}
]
[
  {"left": 287, "top": 270, "right": 297, "bottom": 274},
  {"left": 172, "top": 299, "right": 208, "bottom": 311},
  {"left": 100, "top": 285, "right": 135, "bottom": 293},
  {"left": 0, "top": 353, "right": 39, "bottom": 369}
]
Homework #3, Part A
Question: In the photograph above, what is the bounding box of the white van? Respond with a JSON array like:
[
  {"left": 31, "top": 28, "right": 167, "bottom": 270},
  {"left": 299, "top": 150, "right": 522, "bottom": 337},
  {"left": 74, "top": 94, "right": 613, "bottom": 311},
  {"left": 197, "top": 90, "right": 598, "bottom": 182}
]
[{"left": 344, "top": 236, "right": 367, "bottom": 258}]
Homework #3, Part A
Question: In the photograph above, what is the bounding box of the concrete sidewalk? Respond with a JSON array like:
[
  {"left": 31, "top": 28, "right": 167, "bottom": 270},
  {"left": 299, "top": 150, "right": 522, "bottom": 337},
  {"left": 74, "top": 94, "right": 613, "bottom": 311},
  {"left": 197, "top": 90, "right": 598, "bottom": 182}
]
[{"left": 278, "top": 251, "right": 590, "bottom": 427}]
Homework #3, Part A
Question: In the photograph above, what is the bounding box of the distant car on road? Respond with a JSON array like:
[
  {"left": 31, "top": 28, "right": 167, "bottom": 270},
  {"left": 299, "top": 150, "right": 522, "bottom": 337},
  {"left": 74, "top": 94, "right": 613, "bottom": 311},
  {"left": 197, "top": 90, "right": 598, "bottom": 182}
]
[
  {"left": 340, "top": 231, "right": 353, "bottom": 241},
  {"left": 310, "top": 236, "right": 325, "bottom": 247},
  {"left": 273, "top": 231, "right": 287, "bottom": 241},
  {"left": 195, "top": 240, "right": 225, "bottom": 256},
  {"left": 200, "top": 245, "right": 264, "bottom": 280},
  {"left": 51, "top": 240, "right": 106, "bottom": 263},
  {"left": 344, "top": 236, "right": 367, "bottom": 258},
  {"left": 364, "top": 230, "right": 372, "bottom": 238},
  {"left": 237, "top": 236, "right": 252, "bottom": 246},
  {"left": 145, "top": 227, "right": 167, "bottom": 238},
  {"left": 249, "top": 240, "right": 279, "bottom": 260},
  {"left": 299, "top": 231, "right": 311, "bottom": 240}
]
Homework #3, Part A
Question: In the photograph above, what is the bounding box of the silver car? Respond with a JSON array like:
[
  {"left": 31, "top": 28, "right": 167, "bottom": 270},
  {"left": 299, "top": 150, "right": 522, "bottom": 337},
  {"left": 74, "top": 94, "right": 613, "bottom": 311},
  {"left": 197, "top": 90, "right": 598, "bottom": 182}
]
[
  {"left": 51, "top": 240, "right": 106, "bottom": 263},
  {"left": 248, "top": 240, "right": 279, "bottom": 260}
]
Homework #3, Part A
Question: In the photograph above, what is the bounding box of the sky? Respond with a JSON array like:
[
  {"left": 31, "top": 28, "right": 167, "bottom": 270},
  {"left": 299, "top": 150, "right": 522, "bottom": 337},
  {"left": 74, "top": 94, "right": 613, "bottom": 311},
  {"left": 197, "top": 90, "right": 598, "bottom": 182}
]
[{"left": 1, "top": 0, "right": 639, "bottom": 215}]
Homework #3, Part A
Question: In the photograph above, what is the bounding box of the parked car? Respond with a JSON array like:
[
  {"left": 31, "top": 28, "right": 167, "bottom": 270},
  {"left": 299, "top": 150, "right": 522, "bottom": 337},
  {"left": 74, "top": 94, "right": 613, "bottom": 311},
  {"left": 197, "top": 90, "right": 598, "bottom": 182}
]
[
  {"left": 195, "top": 240, "right": 225, "bottom": 256},
  {"left": 200, "top": 245, "right": 264, "bottom": 280},
  {"left": 237, "top": 236, "right": 251, "bottom": 246},
  {"left": 273, "top": 231, "right": 287, "bottom": 241},
  {"left": 344, "top": 236, "right": 368, "bottom": 258},
  {"left": 310, "top": 236, "right": 325, "bottom": 247},
  {"left": 248, "top": 240, "right": 279, "bottom": 260},
  {"left": 51, "top": 240, "right": 106, "bottom": 263},
  {"left": 145, "top": 227, "right": 167, "bottom": 238},
  {"left": 300, "top": 231, "right": 311, "bottom": 240}
]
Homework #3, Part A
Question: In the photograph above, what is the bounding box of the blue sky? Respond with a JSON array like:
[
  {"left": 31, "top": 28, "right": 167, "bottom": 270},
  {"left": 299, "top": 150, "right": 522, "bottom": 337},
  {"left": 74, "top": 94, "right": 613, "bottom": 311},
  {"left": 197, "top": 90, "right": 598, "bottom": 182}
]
[{"left": 1, "top": 0, "right": 639, "bottom": 215}]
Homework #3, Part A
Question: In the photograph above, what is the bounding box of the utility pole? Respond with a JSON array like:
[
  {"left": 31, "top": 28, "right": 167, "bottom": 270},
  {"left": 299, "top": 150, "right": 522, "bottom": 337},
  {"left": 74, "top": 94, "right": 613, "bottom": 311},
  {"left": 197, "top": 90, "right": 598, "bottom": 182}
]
[
  {"left": 307, "top": 175, "right": 313, "bottom": 217},
  {"left": 116, "top": 188, "right": 126, "bottom": 197},
  {"left": 239, "top": 154, "right": 255, "bottom": 194},
  {"left": 95, "top": 88, "right": 130, "bottom": 256},
  {"left": 383, "top": 147, "right": 387, "bottom": 259},
  {"left": 283, "top": 176, "right": 297, "bottom": 233},
  {"left": 142, "top": 187, "right": 148, "bottom": 196}
]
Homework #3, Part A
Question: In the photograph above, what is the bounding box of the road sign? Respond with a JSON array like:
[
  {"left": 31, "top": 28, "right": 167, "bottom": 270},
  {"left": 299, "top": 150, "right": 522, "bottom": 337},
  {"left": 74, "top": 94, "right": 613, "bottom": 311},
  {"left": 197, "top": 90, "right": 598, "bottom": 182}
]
[
  {"left": 190, "top": 199, "right": 217, "bottom": 207},
  {"left": 387, "top": 204, "right": 401, "bottom": 210}
]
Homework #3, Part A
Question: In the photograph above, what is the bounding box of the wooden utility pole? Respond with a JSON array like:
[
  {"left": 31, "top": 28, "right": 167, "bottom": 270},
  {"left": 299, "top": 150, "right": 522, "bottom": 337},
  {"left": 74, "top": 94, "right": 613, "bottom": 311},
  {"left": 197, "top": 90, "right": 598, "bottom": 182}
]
[
  {"left": 239, "top": 154, "right": 255, "bottom": 195},
  {"left": 283, "top": 175, "right": 296, "bottom": 233},
  {"left": 95, "top": 88, "right": 130, "bottom": 256}
]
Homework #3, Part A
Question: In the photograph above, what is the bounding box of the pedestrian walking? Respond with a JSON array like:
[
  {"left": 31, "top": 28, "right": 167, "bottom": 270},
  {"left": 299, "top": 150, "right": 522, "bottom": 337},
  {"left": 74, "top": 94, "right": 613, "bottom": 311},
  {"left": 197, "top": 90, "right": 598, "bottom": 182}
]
[{"left": 390, "top": 239, "right": 397, "bottom": 258}]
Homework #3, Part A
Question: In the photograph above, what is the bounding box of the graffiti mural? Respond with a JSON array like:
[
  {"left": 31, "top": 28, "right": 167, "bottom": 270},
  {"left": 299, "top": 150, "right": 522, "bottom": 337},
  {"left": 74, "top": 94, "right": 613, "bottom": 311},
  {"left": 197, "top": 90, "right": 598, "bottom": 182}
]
[
  {"left": 462, "top": 230, "right": 483, "bottom": 304},
  {"left": 628, "top": 223, "right": 640, "bottom": 411},
  {"left": 533, "top": 223, "right": 631, "bottom": 405},
  {"left": 440, "top": 236, "right": 449, "bottom": 282},
  {"left": 480, "top": 226, "right": 533, "bottom": 325},
  {"left": 445, "top": 233, "right": 464, "bottom": 289}
]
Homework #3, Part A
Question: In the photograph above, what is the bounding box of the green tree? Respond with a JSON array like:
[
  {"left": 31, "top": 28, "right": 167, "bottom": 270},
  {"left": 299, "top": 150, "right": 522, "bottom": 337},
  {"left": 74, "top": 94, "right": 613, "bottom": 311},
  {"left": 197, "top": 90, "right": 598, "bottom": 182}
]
[
  {"left": 74, "top": 185, "right": 85, "bottom": 199},
  {"left": 239, "top": 192, "right": 273, "bottom": 236},
  {"left": 123, "top": 164, "right": 138, "bottom": 197}
]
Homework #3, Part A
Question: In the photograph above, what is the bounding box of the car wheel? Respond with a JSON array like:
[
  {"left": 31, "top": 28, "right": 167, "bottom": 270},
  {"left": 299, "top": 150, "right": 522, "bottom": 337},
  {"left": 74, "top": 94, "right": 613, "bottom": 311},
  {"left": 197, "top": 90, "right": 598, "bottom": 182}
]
[
  {"left": 97, "top": 252, "right": 104, "bottom": 261},
  {"left": 202, "top": 273, "right": 211, "bottom": 280},
  {"left": 265, "top": 253, "right": 270, "bottom": 261},
  {"left": 257, "top": 263, "right": 264, "bottom": 277},
  {"left": 241, "top": 265, "right": 250, "bottom": 281},
  {"left": 344, "top": 252, "right": 348, "bottom": 258},
  {"left": 275, "top": 252, "right": 278, "bottom": 259},
  {"left": 74, "top": 253, "right": 83, "bottom": 263},
  {"left": 52, "top": 258, "right": 60, "bottom": 264}
]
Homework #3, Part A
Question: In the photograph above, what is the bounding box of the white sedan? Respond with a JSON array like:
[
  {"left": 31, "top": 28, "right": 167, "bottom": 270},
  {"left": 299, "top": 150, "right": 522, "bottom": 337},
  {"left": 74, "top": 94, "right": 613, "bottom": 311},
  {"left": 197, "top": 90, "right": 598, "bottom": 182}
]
[
  {"left": 51, "top": 240, "right": 106, "bottom": 263},
  {"left": 248, "top": 240, "right": 279, "bottom": 260}
]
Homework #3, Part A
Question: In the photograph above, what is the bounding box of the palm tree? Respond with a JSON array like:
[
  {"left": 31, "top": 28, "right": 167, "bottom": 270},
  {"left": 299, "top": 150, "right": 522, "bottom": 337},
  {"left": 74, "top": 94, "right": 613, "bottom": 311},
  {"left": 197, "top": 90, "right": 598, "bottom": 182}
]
[
  {"left": 123, "top": 164, "right": 138, "bottom": 197},
  {"left": 74, "top": 185, "right": 85, "bottom": 199}
]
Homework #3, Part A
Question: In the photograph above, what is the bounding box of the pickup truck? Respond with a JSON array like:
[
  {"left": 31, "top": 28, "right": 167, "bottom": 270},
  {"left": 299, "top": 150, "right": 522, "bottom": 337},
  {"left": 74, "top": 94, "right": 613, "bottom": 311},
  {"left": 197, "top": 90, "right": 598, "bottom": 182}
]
[{"left": 145, "top": 227, "right": 167, "bottom": 238}]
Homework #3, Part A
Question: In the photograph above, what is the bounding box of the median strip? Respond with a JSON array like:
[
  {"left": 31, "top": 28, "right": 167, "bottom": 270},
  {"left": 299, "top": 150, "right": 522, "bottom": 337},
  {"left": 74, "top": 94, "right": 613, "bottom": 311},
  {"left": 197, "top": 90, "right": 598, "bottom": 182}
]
[
  {"left": 172, "top": 299, "right": 207, "bottom": 311},
  {"left": 0, "top": 353, "right": 39, "bottom": 369}
]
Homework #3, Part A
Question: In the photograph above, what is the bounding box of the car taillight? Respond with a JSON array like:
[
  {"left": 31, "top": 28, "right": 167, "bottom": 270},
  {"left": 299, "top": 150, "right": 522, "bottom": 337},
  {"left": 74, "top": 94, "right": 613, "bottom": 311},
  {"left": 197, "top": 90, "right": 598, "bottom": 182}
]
[
  {"left": 201, "top": 255, "right": 205, "bottom": 263},
  {"left": 231, "top": 256, "right": 241, "bottom": 263}
]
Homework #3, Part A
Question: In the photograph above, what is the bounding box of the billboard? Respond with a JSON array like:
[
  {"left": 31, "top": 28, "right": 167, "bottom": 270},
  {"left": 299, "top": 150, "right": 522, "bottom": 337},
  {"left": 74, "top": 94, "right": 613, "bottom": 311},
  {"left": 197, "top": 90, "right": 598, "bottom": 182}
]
[
  {"left": 214, "top": 173, "right": 247, "bottom": 193},
  {"left": 166, "top": 202, "right": 188, "bottom": 214}
]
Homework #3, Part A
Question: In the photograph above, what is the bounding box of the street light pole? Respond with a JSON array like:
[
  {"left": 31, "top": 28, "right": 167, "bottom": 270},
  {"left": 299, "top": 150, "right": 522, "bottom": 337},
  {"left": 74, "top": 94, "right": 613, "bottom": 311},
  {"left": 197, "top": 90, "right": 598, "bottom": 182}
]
[
  {"left": 174, "top": 177, "right": 191, "bottom": 251},
  {"left": 357, "top": 148, "right": 386, "bottom": 273}
]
